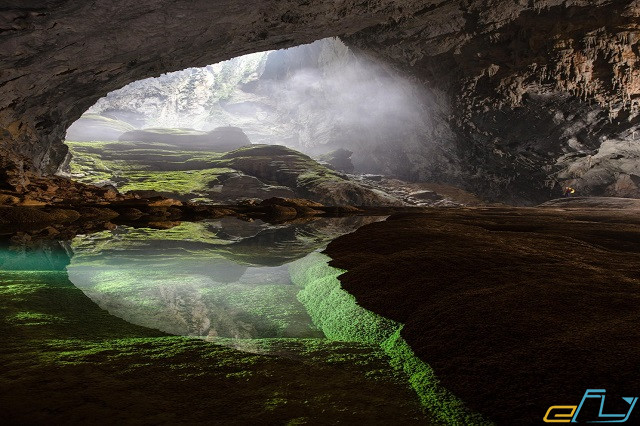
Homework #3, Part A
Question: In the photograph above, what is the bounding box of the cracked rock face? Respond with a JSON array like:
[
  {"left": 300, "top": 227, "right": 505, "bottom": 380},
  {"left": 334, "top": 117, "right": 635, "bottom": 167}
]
[{"left": 1, "top": 1, "right": 640, "bottom": 203}]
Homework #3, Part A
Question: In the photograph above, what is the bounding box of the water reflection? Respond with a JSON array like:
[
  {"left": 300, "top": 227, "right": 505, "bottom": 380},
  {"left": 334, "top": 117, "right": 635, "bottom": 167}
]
[
  {"left": 66, "top": 216, "right": 382, "bottom": 339},
  {"left": 0, "top": 240, "right": 72, "bottom": 271}
]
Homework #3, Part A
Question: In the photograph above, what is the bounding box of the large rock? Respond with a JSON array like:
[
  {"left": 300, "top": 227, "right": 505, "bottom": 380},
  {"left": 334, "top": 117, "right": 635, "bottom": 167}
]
[
  {"left": 555, "top": 139, "right": 640, "bottom": 198},
  {"left": 221, "top": 145, "right": 402, "bottom": 206},
  {"left": 219, "top": 174, "right": 295, "bottom": 200},
  {"left": 325, "top": 208, "right": 640, "bottom": 423},
  {"left": 317, "top": 148, "right": 354, "bottom": 173}
]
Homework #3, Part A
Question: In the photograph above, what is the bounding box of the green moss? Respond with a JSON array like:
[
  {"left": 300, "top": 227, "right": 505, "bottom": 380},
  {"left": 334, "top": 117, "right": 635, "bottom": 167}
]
[
  {"left": 265, "top": 395, "right": 289, "bottom": 411},
  {"left": 289, "top": 252, "right": 491, "bottom": 425},
  {"left": 117, "top": 169, "right": 233, "bottom": 194},
  {"left": 1, "top": 246, "right": 430, "bottom": 424},
  {"left": 201, "top": 283, "right": 321, "bottom": 338},
  {"left": 66, "top": 140, "right": 233, "bottom": 196},
  {"left": 9, "top": 311, "right": 64, "bottom": 326},
  {"left": 66, "top": 138, "right": 352, "bottom": 204}
]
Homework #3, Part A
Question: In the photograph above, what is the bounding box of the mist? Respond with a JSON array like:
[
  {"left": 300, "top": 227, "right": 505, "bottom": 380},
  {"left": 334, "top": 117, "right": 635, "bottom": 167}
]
[{"left": 66, "top": 38, "right": 433, "bottom": 174}]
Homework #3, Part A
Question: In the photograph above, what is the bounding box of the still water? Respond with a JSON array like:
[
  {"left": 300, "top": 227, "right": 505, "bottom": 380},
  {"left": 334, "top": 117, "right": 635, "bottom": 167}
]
[
  {"left": 1, "top": 216, "right": 438, "bottom": 424},
  {"left": 66, "top": 217, "right": 379, "bottom": 341}
]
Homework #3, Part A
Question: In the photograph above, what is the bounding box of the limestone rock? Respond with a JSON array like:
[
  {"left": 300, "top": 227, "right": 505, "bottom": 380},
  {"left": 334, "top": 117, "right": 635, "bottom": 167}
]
[
  {"left": 219, "top": 174, "right": 295, "bottom": 200},
  {"left": 222, "top": 145, "right": 403, "bottom": 206},
  {"left": 317, "top": 149, "right": 355, "bottom": 173}
]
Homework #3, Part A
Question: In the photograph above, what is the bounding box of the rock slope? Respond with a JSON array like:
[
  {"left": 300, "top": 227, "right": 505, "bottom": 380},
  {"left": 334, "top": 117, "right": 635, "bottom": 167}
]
[{"left": 66, "top": 135, "right": 402, "bottom": 206}]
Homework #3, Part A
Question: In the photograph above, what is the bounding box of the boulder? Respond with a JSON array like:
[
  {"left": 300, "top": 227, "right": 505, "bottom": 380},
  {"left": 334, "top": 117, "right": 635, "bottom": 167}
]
[{"left": 317, "top": 148, "right": 354, "bottom": 173}]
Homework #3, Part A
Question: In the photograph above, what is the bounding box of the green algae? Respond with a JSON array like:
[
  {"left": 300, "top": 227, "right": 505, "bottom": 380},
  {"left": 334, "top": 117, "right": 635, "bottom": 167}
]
[
  {"left": 1, "top": 261, "right": 429, "bottom": 424},
  {"left": 289, "top": 252, "right": 491, "bottom": 425}
]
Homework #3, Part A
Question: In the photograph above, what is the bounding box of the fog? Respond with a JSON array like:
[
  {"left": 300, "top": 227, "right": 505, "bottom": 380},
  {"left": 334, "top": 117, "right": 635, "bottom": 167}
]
[{"left": 66, "top": 38, "right": 432, "bottom": 173}]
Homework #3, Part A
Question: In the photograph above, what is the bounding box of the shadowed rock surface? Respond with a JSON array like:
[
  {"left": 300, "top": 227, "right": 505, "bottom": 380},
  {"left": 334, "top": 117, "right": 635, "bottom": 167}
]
[
  {"left": 324, "top": 206, "right": 640, "bottom": 424},
  {"left": 220, "top": 145, "right": 402, "bottom": 206}
]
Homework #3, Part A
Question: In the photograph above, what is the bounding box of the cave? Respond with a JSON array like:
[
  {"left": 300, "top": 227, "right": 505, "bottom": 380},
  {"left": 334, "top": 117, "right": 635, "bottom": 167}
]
[{"left": 2, "top": 1, "right": 640, "bottom": 425}]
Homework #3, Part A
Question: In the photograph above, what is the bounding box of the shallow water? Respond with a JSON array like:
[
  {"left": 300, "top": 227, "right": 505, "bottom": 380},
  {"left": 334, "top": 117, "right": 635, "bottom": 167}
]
[{"left": 0, "top": 216, "right": 437, "bottom": 424}]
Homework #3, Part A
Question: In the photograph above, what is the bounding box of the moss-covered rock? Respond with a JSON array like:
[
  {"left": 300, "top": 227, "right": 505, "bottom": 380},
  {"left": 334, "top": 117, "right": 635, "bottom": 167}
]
[
  {"left": 68, "top": 138, "right": 402, "bottom": 206},
  {"left": 289, "top": 252, "right": 489, "bottom": 425},
  {"left": 221, "top": 145, "right": 401, "bottom": 206}
]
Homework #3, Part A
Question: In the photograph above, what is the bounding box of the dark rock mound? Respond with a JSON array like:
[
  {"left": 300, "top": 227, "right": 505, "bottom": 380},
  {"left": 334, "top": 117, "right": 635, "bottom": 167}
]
[
  {"left": 259, "top": 197, "right": 324, "bottom": 208},
  {"left": 324, "top": 208, "right": 640, "bottom": 424},
  {"left": 119, "top": 126, "right": 251, "bottom": 152},
  {"left": 221, "top": 145, "right": 401, "bottom": 206},
  {"left": 317, "top": 148, "right": 354, "bottom": 173},
  {"left": 219, "top": 174, "right": 295, "bottom": 200}
]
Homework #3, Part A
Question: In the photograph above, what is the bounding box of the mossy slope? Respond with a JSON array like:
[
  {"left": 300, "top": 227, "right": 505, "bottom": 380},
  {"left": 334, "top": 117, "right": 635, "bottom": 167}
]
[
  {"left": 67, "top": 139, "right": 399, "bottom": 205},
  {"left": 289, "top": 252, "right": 490, "bottom": 425}
]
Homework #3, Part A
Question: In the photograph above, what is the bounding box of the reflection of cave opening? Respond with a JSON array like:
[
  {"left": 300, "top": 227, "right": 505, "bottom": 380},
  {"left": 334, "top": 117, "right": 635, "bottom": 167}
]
[{"left": 63, "top": 38, "right": 433, "bottom": 204}]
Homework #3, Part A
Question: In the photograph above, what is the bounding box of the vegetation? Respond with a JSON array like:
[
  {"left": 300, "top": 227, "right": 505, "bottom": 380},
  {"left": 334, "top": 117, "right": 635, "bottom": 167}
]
[
  {"left": 66, "top": 139, "right": 346, "bottom": 203},
  {"left": 67, "top": 140, "right": 234, "bottom": 199},
  {"left": 117, "top": 169, "right": 233, "bottom": 194},
  {"left": 289, "top": 252, "right": 490, "bottom": 425}
]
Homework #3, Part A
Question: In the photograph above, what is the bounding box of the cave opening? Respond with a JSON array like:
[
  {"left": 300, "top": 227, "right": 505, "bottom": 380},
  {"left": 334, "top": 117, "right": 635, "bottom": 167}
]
[
  {"left": 61, "top": 38, "right": 449, "bottom": 207},
  {"left": 5, "top": 2, "right": 640, "bottom": 425}
]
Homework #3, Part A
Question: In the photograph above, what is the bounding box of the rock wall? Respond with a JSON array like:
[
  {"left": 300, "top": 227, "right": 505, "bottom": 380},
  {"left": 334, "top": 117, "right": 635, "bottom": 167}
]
[
  {"left": 2, "top": 1, "right": 640, "bottom": 203},
  {"left": 345, "top": 0, "right": 640, "bottom": 202}
]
